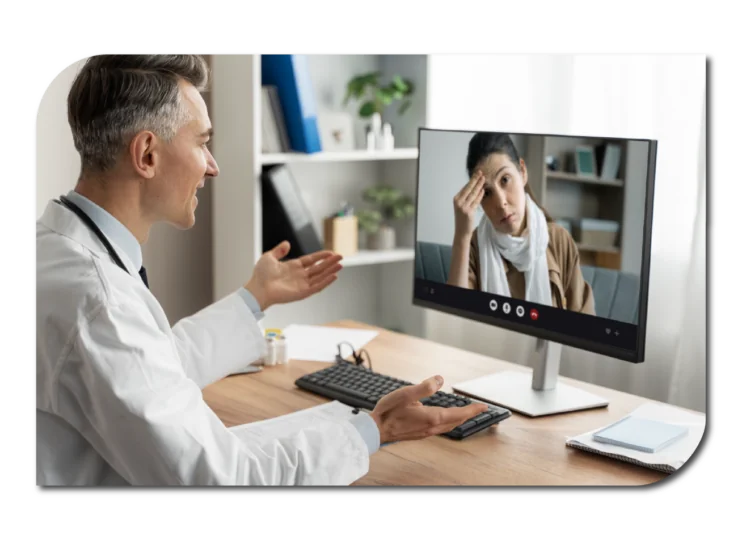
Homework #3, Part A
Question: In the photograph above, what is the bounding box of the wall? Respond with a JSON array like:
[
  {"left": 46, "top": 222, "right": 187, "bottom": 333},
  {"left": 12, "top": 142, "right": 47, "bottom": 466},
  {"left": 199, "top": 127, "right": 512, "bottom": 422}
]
[
  {"left": 36, "top": 60, "right": 83, "bottom": 217},
  {"left": 36, "top": 57, "right": 214, "bottom": 325}
]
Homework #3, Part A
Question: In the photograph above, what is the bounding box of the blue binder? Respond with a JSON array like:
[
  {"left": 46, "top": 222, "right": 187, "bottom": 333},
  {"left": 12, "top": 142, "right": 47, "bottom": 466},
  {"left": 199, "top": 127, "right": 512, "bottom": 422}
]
[{"left": 261, "top": 55, "right": 322, "bottom": 154}]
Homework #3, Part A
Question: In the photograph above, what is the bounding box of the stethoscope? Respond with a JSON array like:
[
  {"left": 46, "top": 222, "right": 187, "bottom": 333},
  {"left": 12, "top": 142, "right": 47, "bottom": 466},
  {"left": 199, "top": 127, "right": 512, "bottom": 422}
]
[{"left": 55, "top": 195, "right": 149, "bottom": 289}]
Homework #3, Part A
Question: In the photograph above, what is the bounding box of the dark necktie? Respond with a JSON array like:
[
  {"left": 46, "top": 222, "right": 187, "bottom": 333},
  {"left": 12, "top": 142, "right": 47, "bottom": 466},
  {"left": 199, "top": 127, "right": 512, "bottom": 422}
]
[{"left": 138, "top": 266, "right": 150, "bottom": 289}]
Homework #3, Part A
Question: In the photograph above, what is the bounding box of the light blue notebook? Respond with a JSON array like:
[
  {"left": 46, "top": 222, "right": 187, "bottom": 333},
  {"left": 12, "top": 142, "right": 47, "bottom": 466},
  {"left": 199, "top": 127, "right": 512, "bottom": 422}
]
[{"left": 592, "top": 416, "right": 688, "bottom": 453}]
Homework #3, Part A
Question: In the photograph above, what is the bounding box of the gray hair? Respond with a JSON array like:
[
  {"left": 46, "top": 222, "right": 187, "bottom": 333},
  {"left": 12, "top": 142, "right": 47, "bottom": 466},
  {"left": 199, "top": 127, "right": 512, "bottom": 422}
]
[{"left": 67, "top": 55, "right": 209, "bottom": 172}]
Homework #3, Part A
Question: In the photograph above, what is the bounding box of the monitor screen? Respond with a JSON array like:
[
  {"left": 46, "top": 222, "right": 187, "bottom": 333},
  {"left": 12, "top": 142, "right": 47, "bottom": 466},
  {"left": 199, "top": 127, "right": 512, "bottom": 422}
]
[{"left": 413, "top": 128, "right": 657, "bottom": 363}]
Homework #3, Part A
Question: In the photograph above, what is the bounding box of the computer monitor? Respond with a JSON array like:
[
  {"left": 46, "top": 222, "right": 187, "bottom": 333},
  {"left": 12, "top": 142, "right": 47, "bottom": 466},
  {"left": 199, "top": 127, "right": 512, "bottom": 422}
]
[{"left": 412, "top": 128, "right": 657, "bottom": 416}]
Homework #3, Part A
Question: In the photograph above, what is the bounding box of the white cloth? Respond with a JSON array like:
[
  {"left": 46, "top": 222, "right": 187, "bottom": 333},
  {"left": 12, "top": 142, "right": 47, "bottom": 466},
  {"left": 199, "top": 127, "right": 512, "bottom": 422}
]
[
  {"left": 36, "top": 201, "right": 370, "bottom": 486},
  {"left": 476, "top": 194, "right": 551, "bottom": 304}
]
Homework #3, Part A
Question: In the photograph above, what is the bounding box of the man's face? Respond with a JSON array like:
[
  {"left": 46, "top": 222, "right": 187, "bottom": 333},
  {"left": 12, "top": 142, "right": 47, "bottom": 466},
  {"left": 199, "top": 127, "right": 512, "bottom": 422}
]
[{"left": 152, "top": 81, "right": 219, "bottom": 230}]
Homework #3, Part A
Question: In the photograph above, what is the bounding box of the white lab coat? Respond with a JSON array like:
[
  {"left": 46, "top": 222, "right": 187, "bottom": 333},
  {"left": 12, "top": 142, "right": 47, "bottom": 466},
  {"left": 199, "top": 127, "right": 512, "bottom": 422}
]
[{"left": 36, "top": 201, "right": 370, "bottom": 486}]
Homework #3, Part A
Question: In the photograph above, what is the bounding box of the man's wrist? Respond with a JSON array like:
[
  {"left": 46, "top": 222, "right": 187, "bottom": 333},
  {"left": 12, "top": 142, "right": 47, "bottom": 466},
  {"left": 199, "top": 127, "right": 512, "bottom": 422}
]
[{"left": 244, "top": 280, "right": 270, "bottom": 311}]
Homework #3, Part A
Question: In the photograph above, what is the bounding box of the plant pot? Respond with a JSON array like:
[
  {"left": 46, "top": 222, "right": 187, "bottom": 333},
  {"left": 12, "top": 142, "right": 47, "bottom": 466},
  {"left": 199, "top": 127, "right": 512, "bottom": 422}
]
[{"left": 367, "top": 225, "right": 396, "bottom": 250}]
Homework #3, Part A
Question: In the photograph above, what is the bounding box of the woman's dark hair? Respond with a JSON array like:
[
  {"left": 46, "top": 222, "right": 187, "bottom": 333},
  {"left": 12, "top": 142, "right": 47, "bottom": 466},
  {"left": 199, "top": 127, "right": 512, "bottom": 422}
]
[{"left": 466, "top": 131, "right": 552, "bottom": 222}]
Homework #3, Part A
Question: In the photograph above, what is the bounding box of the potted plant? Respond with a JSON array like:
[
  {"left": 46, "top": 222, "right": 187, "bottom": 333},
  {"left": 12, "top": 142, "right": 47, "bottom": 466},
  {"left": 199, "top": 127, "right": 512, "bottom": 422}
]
[
  {"left": 343, "top": 72, "right": 415, "bottom": 119},
  {"left": 356, "top": 185, "right": 415, "bottom": 250},
  {"left": 344, "top": 72, "right": 414, "bottom": 149}
]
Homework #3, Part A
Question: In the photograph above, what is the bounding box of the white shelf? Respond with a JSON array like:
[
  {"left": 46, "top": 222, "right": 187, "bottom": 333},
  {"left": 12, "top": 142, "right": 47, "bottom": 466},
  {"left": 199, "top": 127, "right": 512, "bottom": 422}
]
[
  {"left": 546, "top": 171, "right": 624, "bottom": 187},
  {"left": 261, "top": 148, "right": 419, "bottom": 165},
  {"left": 341, "top": 249, "right": 415, "bottom": 267}
]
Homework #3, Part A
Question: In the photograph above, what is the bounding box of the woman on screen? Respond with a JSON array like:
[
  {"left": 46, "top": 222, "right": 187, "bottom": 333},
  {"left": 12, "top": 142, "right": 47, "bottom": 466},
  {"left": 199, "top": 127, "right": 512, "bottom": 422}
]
[{"left": 446, "top": 132, "right": 595, "bottom": 315}]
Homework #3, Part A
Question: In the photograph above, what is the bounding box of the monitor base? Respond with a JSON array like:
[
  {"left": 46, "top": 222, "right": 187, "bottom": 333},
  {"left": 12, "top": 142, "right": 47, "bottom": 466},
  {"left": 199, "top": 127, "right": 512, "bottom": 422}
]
[{"left": 452, "top": 371, "right": 609, "bottom": 417}]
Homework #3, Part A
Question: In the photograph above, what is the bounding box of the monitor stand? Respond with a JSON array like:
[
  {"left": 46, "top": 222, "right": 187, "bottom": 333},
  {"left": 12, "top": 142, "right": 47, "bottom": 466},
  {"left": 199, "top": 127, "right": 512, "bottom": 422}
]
[{"left": 452, "top": 339, "right": 609, "bottom": 417}]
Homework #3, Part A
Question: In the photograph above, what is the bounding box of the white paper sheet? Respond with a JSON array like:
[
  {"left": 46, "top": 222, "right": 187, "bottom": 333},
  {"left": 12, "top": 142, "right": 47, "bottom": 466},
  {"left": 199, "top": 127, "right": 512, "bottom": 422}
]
[
  {"left": 280, "top": 324, "right": 379, "bottom": 362},
  {"left": 228, "top": 401, "right": 357, "bottom": 440},
  {"left": 566, "top": 402, "right": 706, "bottom": 472}
]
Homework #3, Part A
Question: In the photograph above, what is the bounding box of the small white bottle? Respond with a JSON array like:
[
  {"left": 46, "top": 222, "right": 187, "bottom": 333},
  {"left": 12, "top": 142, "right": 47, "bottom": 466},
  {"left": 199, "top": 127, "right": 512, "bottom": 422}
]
[
  {"left": 264, "top": 336, "right": 277, "bottom": 366},
  {"left": 382, "top": 123, "right": 394, "bottom": 150},
  {"left": 371, "top": 113, "right": 383, "bottom": 150},
  {"left": 274, "top": 335, "right": 288, "bottom": 365},
  {"left": 366, "top": 129, "right": 376, "bottom": 151}
]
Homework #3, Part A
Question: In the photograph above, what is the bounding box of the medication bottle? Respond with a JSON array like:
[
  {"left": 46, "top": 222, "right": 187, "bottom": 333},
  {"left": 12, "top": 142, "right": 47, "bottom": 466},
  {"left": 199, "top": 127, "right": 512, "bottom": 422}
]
[
  {"left": 366, "top": 130, "right": 376, "bottom": 150},
  {"left": 274, "top": 335, "right": 288, "bottom": 365},
  {"left": 382, "top": 123, "right": 394, "bottom": 150},
  {"left": 264, "top": 336, "right": 277, "bottom": 366}
]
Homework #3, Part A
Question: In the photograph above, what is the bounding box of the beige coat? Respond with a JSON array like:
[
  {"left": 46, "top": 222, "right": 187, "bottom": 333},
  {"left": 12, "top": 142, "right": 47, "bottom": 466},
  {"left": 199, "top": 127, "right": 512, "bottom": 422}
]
[{"left": 468, "top": 222, "right": 595, "bottom": 314}]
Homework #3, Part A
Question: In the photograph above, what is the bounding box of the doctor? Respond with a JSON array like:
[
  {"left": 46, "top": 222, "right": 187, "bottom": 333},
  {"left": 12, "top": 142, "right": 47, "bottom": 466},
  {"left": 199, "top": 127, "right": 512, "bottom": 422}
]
[{"left": 36, "top": 55, "right": 487, "bottom": 486}]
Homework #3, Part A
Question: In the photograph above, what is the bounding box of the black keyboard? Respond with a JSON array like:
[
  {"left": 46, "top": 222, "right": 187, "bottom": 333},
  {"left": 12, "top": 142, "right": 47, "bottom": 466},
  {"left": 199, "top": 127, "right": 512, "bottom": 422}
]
[{"left": 295, "top": 362, "right": 511, "bottom": 440}]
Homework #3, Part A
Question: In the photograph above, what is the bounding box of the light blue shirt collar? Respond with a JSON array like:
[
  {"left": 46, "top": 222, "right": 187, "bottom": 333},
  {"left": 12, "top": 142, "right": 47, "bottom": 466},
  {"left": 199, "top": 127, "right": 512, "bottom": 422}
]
[{"left": 65, "top": 190, "right": 143, "bottom": 271}]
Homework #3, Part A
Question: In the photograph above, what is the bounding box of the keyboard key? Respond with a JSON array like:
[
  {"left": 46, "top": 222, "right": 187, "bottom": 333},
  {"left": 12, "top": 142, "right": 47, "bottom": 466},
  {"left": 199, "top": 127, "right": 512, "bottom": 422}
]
[
  {"left": 459, "top": 420, "right": 477, "bottom": 431},
  {"left": 326, "top": 383, "right": 369, "bottom": 401}
]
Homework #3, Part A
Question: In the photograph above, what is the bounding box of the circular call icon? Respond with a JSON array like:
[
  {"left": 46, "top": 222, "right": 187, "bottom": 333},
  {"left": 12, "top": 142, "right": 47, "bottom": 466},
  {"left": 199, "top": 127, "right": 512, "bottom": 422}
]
[
  {"left": 530, "top": 309, "right": 539, "bottom": 321},
  {"left": 516, "top": 305, "right": 525, "bottom": 317},
  {"left": 502, "top": 302, "right": 511, "bottom": 315},
  {"left": 489, "top": 299, "right": 498, "bottom": 311}
]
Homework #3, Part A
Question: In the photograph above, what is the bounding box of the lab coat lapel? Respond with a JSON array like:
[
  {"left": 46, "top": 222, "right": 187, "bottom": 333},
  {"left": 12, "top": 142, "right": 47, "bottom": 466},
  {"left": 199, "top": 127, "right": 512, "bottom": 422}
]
[{"left": 39, "top": 201, "right": 142, "bottom": 284}]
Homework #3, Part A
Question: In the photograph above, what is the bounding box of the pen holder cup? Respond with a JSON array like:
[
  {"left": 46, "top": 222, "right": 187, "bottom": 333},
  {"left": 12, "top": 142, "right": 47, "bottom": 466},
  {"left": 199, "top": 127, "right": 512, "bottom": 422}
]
[{"left": 323, "top": 215, "right": 358, "bottom": 257}]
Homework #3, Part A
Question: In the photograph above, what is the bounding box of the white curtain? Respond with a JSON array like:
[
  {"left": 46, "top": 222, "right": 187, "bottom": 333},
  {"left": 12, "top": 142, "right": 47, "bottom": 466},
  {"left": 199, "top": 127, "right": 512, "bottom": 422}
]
[
  {"left": 425, "top": 55, "right": 706, "bottom": 412},
  {"left": 668, "top": 93, "right": 706, "bottom": 412}
]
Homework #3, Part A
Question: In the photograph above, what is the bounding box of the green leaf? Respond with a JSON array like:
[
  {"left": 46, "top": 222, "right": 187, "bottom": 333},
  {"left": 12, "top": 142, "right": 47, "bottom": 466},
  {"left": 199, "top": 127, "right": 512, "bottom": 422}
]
[
  {"left": 398, "top": 99, "right": 412, "bottom": 115},
  {"left": 359, "top": 101, "right": 377, "bottom": 117},
  {"left": 391, "top": 75, "right": 409, "bottom": 93},
  {"left": 375, "top": 88, "right": 394, "bottom": 105},
  {"left": 360, "top": 186, "right": 414, "bottom": 222},
  {"left": 356, "top": 209, "right": 382, "bottom": 233},
  {"left": 361, "top": 72, "right": 381, "bottom": 86},
  {"left": 344, "top": 72, "right": 381, "bottom": 106}
]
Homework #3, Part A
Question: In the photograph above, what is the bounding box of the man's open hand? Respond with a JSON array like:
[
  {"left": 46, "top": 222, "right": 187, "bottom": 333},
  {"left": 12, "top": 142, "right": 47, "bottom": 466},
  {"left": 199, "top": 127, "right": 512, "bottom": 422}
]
[
  {"left": 244, "top": 241, "right": 343, "bottom": 310},
  {"left": 370, "top": 375, "right": 489, "bottom": 444}
]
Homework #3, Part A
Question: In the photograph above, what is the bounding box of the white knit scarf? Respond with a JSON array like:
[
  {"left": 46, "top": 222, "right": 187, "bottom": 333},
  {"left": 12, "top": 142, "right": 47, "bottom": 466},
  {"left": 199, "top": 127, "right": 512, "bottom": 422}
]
[{"left": 476, "top": 194, "right": 551, "bottom": 304}]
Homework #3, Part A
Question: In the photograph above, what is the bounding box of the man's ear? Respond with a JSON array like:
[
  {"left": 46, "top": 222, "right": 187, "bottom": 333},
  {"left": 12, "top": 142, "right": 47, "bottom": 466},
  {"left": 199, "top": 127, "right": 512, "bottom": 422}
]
[{"left": 129, "top": 131, "right": 158, "bottom": 179}]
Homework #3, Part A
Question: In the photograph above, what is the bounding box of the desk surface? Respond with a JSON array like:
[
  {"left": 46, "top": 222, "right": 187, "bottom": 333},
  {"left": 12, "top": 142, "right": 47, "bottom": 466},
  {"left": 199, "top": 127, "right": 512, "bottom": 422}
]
[{"left": 203, "top": 321, "right": 673, "bottom": 486}]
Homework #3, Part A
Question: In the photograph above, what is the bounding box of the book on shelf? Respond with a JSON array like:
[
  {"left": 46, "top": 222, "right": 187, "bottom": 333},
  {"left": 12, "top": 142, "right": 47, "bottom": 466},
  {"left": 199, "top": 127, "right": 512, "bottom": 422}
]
[
  {"left": 261, "top": 55, "right": 322, "bottom": 154},
  {"left": 596, "top": 143, "right": 622, "bottom": 180},
  {"left": 261, "top": 165, "right": 323, "bottom": 259},
  {"left": 261, "top": 86, "right": 291, "bottom": 153}
]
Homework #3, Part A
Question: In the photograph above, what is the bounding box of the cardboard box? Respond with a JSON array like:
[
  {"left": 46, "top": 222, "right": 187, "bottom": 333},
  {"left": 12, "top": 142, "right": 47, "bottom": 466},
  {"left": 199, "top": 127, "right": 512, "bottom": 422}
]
[
  {"left": 323, "top": 215, "right": 358, "bottom": 256},
  {"left": 575, "top": 218, "right": 619, "bottom": 248}
]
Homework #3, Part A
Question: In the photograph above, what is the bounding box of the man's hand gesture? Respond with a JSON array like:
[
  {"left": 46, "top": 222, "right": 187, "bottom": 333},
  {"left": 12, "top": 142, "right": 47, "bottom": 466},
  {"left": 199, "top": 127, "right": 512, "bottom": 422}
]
[
  {"left": 245, "top": 241, "right": 343, "bottom": 310},
  {"left": 371, "top": 375, "right": 489, "bottom": 444}
]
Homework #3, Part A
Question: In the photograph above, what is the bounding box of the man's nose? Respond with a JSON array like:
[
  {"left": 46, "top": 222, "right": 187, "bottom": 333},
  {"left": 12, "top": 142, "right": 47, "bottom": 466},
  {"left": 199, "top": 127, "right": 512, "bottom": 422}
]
[{"left": 207, "top": 149, "right": 220, "bottom": 178}]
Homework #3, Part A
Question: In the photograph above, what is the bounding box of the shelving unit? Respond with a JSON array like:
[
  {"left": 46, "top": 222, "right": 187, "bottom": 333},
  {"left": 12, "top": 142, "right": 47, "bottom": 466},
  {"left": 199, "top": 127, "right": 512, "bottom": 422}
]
[
  {"left": 545, "top": 171, "right": 624, "bottom": 187},
  {"left": 261, "top": 148, "right": 418, "bottom": 165},
  {"left": 525, "top": 135, "right": 640, "bottom": 271},
  {"left": 210, "top": 55, "right": 428, "bottom": 337},
  {"left": 341, "top": 248, "right": 415, "bottom": 267}
]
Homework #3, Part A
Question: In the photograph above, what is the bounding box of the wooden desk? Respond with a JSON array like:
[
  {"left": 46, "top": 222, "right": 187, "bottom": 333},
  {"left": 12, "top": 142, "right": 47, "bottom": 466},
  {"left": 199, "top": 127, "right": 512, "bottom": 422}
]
[{"left": 203, "top": 321, "right": 672, "bottom": 486}]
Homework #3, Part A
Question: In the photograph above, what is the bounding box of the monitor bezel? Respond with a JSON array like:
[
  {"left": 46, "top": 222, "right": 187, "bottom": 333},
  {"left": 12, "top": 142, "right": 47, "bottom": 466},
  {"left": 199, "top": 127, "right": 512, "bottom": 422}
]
[{"left": 411, "top": 127, "right": 658, "bottom": 364}]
